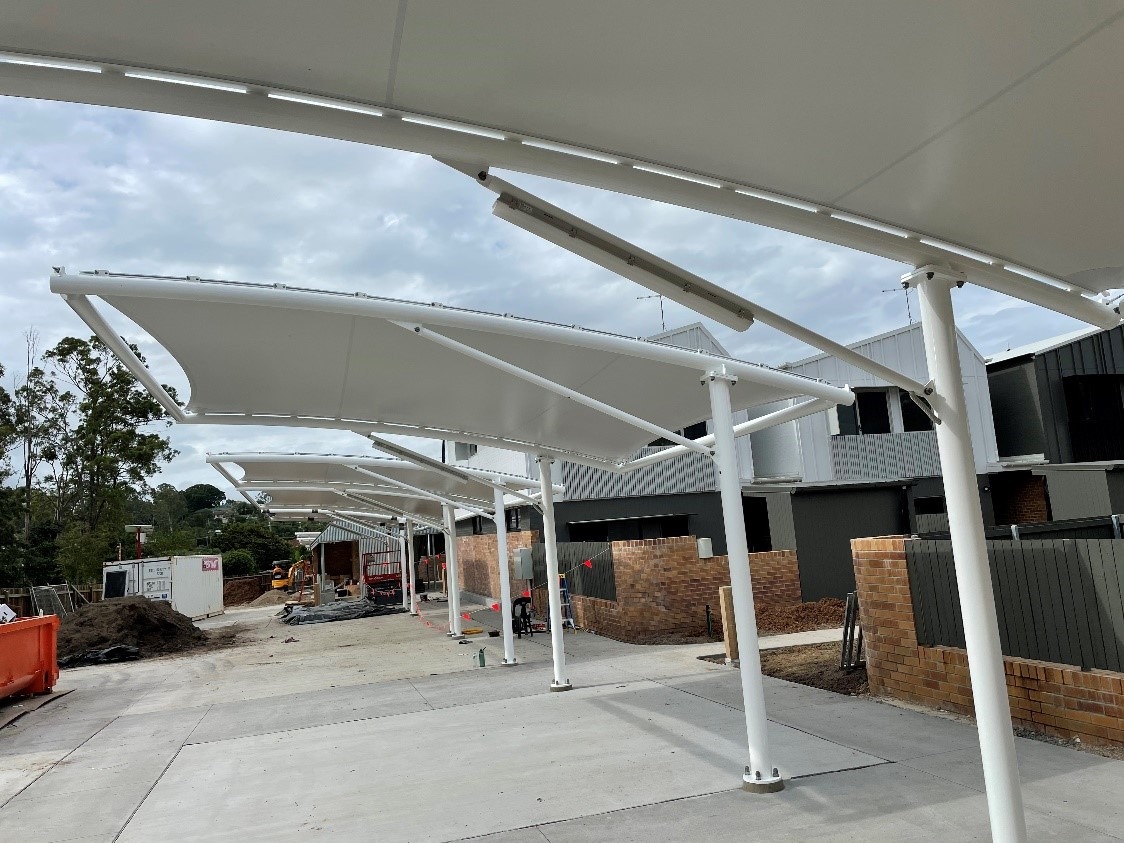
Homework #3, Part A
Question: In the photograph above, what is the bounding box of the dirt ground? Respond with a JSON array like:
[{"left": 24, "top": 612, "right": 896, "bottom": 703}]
[
  {"left": 223, "top": 577, "right": 265, "bottom": 606},
  {"left": 703, "top": 641, "right": 868, "bottom": 696},
  {"left": 57, "top": 597, "right": 237, "bottom": 663}
]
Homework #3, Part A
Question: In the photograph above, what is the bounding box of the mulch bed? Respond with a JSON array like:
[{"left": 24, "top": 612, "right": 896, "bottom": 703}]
[
  {"left": 701, "top": 641, "right": 868, "bottom": 696},
  {"left": 756, "top": 598, "right": 845, "bottom": 635},
  {"left": 57, "top": 596, "right": 233, "bottom": 665}
]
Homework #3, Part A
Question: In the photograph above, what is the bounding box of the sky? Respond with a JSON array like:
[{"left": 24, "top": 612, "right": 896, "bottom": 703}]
[{"left": 0, "top": 95, "right": 1090, "bottom": 496}]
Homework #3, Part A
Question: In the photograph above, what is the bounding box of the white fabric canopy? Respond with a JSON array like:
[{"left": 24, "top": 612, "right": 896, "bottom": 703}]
[
  {"left": 54, "top": 272, "right": 850, "bottom": 465},
  {"left": 6, "top": 2, "right": 1124, "bottom": 305}
]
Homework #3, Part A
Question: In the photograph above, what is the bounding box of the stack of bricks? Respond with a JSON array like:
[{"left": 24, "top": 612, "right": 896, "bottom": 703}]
[
  {"left": 455, "top": 531, "right": 539, "bottom": 602},
  {"left": 853, "top": 536, "right": 1124, "bottom": 747},
  {"left": 569, "top": 536, "right": 801, "bottom": 644}
]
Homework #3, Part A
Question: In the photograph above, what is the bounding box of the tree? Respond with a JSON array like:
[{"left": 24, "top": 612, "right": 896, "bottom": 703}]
[
  {"left": 213, "top": 521, "right": 289, "bottom": 569},
  {"left": 143, "top": 529, "right": 199, "bottom": 557},
  {"left": 41, "top": 336, "right": 178, "bottom": 581},
  {"left": 221, "top": 549, "right": 257, "bottom": 577},
  {"left": 152, "top": 483, "right": 187, "bottom": 531},
  {"left": 183, "top": 484, "right": 225, "bottom": 513}
]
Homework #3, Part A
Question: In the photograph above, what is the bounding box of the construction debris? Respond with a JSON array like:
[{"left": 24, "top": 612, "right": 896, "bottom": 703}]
[{"left": 278, "top": 600, "right": 406, "bottom": 625}]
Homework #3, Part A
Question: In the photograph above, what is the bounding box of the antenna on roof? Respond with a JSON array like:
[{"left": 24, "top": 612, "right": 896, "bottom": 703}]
[
  {"left": 637, "top": 293, "right": 666, "bottom": 332},
  {"left": 881, "top": 282, "right": 914, "bottom": 324}
]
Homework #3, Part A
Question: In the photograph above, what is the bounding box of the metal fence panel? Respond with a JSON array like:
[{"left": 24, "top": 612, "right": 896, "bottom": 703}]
[
  {"left": 904, "top": 538, "right": 1124, "bottom": 672},
  {"left": 530, "top": 542, "right": 615, "bottom": 602}
]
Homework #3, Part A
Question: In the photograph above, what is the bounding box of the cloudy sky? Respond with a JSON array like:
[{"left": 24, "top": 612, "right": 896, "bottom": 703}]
[{"left": 0, "top": 95, "right": 1088, "bottom": 495}]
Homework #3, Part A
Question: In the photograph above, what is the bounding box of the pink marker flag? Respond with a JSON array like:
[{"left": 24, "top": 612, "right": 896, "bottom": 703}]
[
  {"left": 461, "top": 612, "right": 471, "bottom": 620},
  {"left": 490, "top": 602, "right": 500, "bottom": 611},
  {"left": 582, "top": 559, "right": 593, "bottom": 569},
  {"left": 522, "top": 589, "right": 531, "bottom": 598}
]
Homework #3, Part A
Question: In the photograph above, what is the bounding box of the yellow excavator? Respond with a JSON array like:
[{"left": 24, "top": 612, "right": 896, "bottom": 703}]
[{"left": 270, "top": 561, "right": 291, "bottom": 591}]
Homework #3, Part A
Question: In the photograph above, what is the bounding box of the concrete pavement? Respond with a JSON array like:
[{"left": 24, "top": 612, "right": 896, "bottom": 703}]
[{"left": 1, "top": 596, "right": 1121, "bottom": 841}]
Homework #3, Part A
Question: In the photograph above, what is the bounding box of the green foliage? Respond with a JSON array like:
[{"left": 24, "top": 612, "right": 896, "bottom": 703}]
[
  {"left": 221, "top": 549, "right": 258, "bottom": 577},
  {"left": 143, "top": 529, "right": 199, "bottom": 557},
  {"left": 183, "top": 483, "right": 225, "bottom": 513},
  {"left": 0, "top": 334, "right": 180, "bottom": 588},
  {"left": 213, "top": 521, "right": 290, "bottom": 569},
  {"left": 43, "top": 336, "right": 178, "bottom": 537}
]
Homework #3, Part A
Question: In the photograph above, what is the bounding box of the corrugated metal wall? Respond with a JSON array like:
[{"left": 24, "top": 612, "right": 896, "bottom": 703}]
[
  {"left": 1033, "top": 324, "right": 1124, "bottom": 464},
  {"left": 560, "top": 447, "right": 717, "bottom": 500}
]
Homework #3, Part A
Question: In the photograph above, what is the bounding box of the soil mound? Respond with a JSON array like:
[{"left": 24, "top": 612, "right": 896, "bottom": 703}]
[
  {"left": 57, "top": 596, "right": 208, "bottom": 660},
  {"left": 756, "top": 598, "right": 845, "bottom": 635},
  {"left": 249, "top": 589, "right": 290, "bottom": 607},
  {"left": 223, "top": 577, "right": 265, "bottom": 606}
]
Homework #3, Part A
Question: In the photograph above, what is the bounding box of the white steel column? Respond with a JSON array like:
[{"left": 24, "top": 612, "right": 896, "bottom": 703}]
[
  {"left": 493, "top": 485, "right": 517, "bottom": 665},
  {"left": 915, "top": 273, "right": 1026, "bottom": 843},
  {"left": 537, "top": 457, "right": 571, "bottom": 691},
  {"left": 706, "top": 370, "right": 782, "bottom": 792},
  {"left": 319, "top": 541, "right": 326, "bottom": 602},
  {"left": 443, "top": 503, "right": 465, "bottom": 638},
  {"left": 406, "top": 518, "right": 418, "bottom": 615},
  {"left": 397, "top": 524, "right": 409, "bottom": 612}
]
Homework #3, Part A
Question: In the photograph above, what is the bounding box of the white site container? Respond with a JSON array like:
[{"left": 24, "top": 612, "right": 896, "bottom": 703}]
[{"left": 102, "top": 555, "right": 224, "bottom": 620}]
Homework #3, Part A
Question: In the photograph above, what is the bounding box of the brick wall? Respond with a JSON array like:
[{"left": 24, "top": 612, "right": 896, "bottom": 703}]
[
  {"left": 853, "top": 536, "right": 1124, "bottom": 747},
  {"left": 455, "top": 530, "right": 539, "bottom": 601},
  {"left": 991, "top": 472, "right": 1050, "bottom": 525},
  {"left": 568, "top": 536, "right": 800, "bottom": 644}
]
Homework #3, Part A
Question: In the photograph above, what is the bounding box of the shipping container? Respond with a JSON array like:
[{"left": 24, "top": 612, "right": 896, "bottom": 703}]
[{"left": 102, "top": 555, "right": 224, "bottom": 620}]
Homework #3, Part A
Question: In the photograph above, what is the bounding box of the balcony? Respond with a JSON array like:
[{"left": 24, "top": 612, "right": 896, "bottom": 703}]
[{"left": 830, "top": 430, "right": 941, "bottom": 481}]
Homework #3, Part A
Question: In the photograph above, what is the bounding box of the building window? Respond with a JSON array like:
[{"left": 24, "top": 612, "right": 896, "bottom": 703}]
[
  {"left": 900, "top": 392, "right": 934, "bottom": 432},
  {"left": 506, "top": 507, "right": 520, "bottom": 532},
  {"left": 836, "top": 389, "right": 891, "bottom": 435},
  {"left": 453, "top": 442, "right": 478, "bottom": 461}
]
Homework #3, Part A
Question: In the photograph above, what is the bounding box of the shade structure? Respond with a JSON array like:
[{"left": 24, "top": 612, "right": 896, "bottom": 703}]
[
  {"left": 53, "top": 272, "right": 852, "bottom": 465},
  {"left": 5, "top": 3, "right": 1124, "bottom": 312},
  {"left": 212, "top": 453, "right": 541, "bottom": 507}
]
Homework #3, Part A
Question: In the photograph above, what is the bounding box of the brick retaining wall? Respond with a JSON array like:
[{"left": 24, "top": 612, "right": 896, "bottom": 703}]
[
  {"left": 455, "top": 530, "right": 539, "bottom": 602},
  {"left": 570, "top": 536, "right": 800, "bottom": 643},
  {"left": 853, "top": 536, "right": 1124, "bottom": 747}
]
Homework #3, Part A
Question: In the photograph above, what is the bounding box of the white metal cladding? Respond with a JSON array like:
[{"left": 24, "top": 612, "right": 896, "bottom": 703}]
[
  {"left": 6, "top": 4, "right": 1124, "bottom": 306},
  {"left": 560, "top": 446, "right": 718, "bottom": 501},
  {"left": 53, "top": 273, "right": 851, "bottom": 464},
  {"left": 764, "top": 323, "right": 1000, "bottom": 481}
]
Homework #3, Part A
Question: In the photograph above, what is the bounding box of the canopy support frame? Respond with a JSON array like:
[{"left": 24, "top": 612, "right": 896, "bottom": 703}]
[
  {"left": 537, "top": 457, "right": 572, "bottom": 691},
  {"left": 493, "top": 484, "right": 518, "bottom": 666},
  {"left": 908, "top": 267, "right": 1027, "bottom": 843},
  {"left": 705, "top": 367, "right": 782, "bottom": 793},
  {"left": 395, "top": 321, "right": 714, "bottom": 455}
]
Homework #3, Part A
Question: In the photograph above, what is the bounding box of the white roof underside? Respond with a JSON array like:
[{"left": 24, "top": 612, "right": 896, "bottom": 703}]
[
  {"left": 213, "top": 454, "right": 519, "bottom": 517},
  {"left": 56, "top": 273, "right": 847, "bottom": 464},
  {"left": 5, "top": 2, "right": 1124, "bottom": 296}
]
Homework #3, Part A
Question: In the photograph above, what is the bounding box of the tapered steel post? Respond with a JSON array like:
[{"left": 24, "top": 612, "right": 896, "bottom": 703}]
[
  {"left": 493, "top": 485, "right": 518, "bottom": 665},
  {"left": 406, "top": 518, "right": 418, "bottom": 615},
  {"left": 443, "top": 504, "right": 465, "bottom": 639},
  {"left": 538, "top": 457, "right": 571, "bottom": 690},
  {"left": 915, "top": 273, "right": 1026, "bottom": 843},
  {"left": 706, "top": 370, "right": 782, "bottom": 792}
]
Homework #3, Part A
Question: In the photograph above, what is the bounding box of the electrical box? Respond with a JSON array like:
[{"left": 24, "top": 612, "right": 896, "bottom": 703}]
[
  {"left": 514, "top": 547, "right": 534, "bottom": 580},
  {"left": 697, "top": 537, "right": 714, "bottom": 559}
]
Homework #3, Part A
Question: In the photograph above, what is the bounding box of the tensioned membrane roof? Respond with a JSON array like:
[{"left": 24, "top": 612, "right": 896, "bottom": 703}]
[
  {"left": 54, "top": 272, "right": 851, "bottom": 465},
  {"left": 213, "top": 454, "right": 540, "bottom": 499},
  {"left": 5, "top": 2, "right": 1124, "bottom": 305}
]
